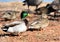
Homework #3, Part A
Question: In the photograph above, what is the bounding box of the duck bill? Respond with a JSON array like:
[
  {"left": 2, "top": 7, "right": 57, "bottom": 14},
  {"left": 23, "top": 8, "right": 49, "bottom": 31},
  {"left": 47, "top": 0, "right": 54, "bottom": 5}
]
[{"left": 28, "top": 14, "right": 32, "bottom": 17}]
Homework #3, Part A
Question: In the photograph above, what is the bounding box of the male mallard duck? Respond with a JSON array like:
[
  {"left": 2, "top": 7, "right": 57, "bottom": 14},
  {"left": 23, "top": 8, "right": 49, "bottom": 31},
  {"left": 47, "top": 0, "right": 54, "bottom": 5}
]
[
  {"left": 1, "top": 11, "right": 31, "bottom": 35},
  {"left": 28, "top": 13, "right": 49, "bottom": 30}
]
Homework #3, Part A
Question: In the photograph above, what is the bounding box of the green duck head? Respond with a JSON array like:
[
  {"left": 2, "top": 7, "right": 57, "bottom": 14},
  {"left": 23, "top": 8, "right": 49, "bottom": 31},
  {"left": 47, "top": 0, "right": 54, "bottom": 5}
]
[{"left": 20, "top": 11, "right": 31, "bottom": 19}]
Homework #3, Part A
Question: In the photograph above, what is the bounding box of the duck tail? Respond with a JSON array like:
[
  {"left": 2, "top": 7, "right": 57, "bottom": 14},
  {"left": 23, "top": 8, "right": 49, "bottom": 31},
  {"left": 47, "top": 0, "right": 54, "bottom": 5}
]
[{"left": 1, "top": 26, "right": 9, "bottom": 32}]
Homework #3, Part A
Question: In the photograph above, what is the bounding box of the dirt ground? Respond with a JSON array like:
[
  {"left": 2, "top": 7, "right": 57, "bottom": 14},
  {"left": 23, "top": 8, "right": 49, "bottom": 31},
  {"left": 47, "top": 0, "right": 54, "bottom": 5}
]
[
  {"left": 0, "top": 2, "right": 60, "bottom": 42},
  {"left": 0, "top": 12, "right": 60, "bottom": 42}
]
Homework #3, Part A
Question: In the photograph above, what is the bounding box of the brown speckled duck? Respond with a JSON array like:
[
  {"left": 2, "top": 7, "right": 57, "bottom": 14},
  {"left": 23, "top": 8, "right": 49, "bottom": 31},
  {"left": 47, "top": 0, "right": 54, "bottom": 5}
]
[{"left": 28, "top": 13, "right": 49, "bottom": 30}]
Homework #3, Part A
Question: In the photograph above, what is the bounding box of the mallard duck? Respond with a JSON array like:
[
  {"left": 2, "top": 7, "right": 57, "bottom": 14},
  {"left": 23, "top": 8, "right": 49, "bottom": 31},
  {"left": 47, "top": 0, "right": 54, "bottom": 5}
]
[
  {"left": 28, "top": 13, "right": 49, "bottom": 30},
  {"left": 2, "top": 11, "right": 17, "bottom": 21},
  {"left": 1, "top": 11, "right": 31, "bottom": 35},
  {"left": 35, "top": 4, "right": 56, "bottom": 15}
]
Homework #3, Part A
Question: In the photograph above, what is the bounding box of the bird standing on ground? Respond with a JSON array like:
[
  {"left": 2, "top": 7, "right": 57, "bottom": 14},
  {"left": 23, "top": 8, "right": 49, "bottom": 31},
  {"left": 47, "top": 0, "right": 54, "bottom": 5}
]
[
  {"left": 23, "top": 0, "right": 43, "bottom": 13},
  {"left": 50, "top": 0, "right": 60, "bottom": 19}
]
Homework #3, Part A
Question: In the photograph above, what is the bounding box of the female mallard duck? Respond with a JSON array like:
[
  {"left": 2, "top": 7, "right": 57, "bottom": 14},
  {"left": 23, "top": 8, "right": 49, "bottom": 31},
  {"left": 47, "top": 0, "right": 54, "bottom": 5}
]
[
  {"left": 28, "top": 13, "right": 49, "bottom": 30},
  {"left": 1, "top": 11, "right": 31, "bottom": 35},
  {"left": 35, "top": 4, "right": 56, "bottom": 15},
  {"left": 2, "top": 11, "right": 17, "bottom": 21}
]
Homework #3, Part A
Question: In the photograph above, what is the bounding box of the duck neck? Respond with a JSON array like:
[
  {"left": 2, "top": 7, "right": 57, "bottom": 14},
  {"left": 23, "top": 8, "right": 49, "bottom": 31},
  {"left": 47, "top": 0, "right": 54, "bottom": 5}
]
[
  {"left": 22, "top": 19, "right": 28, "bottom": 26},
  {"left": 41, "top": 14, "right": 48, "bottom": 19}
]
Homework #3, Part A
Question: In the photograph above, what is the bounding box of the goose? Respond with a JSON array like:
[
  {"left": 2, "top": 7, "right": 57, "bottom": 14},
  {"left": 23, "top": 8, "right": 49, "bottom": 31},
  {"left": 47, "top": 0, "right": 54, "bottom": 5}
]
[
  {"left": 28, "top": 13, "right": 49, "bottom": 30},
  {"left": 1, "top": 11, "right": 31, "bottom": 35},
  {"left": 23, "top": 0, "right": 43, "bottom": 13}
]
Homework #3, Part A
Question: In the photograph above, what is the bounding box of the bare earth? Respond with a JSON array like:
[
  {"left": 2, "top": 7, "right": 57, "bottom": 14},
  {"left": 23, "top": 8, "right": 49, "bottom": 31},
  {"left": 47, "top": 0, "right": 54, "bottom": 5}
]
[{"left": 0, "top": 2, "right": 60, "bottom": 42}]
